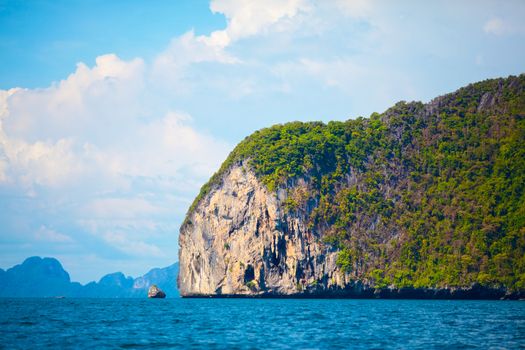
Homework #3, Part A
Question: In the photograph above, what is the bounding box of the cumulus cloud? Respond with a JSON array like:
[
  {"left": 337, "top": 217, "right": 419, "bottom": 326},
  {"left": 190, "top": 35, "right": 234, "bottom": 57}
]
[
  {"left": 0, "top": 53, "right": 229, "bottom": 192},
  {"left": 3, "top": 54, "right": 144, "bottom": 142},
  {"left": 152, "top": 0, "right": 310, "bottom": 88},
  {"left": 152, "top": 31, "right": 240, "bottom": 90},
  {"left": 0, "top": 54, "right": 150, "bottom": 190},
  {"left": 1, "top": 137, "right": 83, "bottom": 189},
  {"left": 208, "top": 0, "right": 309, "bottom": 46},
  {"left": 0, "top": 51, "right": 230, "bottom": 271}
]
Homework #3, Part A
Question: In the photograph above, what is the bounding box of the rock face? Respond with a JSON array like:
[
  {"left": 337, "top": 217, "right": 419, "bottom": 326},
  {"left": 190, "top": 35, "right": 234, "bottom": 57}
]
[
  {"left": 178, "top": 75, "right": 525, "bottom": 299},
  {"left": 147, "top": 285, "right": 166, "bottom": 298},
  {"left": 179, "top": 163, "right": 353, "bottom": 297}
]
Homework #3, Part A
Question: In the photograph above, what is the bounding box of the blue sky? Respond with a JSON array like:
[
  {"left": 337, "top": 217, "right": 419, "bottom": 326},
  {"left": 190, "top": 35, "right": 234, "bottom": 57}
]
[{"left": 1, "top": 0, "right": 524, "bottom": 283}]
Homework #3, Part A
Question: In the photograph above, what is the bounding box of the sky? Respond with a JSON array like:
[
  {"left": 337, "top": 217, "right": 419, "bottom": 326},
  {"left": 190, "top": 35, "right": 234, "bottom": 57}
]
[{"left": 0, "top": 0, "right": 524, "bottom": 283}]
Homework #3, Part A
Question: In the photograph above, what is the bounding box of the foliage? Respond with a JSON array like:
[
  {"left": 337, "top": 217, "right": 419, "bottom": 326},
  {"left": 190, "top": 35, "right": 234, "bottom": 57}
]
[
  {"left": 246, "top": 280, "right": 257, "bottom": 291},
  {"left": 185, "top": 75, "right": 525, "bottom": 291}
]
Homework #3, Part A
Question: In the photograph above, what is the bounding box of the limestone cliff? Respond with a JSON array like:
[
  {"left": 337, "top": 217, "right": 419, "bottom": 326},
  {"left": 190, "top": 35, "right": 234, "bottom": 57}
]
[
  {"left": 179, "top": 164, "right": 353, "bottom": 296},
  {"left": 178, "top": 75, "right": 525, "bottom": 298}
]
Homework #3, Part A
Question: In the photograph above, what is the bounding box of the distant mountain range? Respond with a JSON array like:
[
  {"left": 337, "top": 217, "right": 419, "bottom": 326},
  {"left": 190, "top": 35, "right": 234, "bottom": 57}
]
[{"left": 0, "top": 257, "right": 179, "bottom": 298}]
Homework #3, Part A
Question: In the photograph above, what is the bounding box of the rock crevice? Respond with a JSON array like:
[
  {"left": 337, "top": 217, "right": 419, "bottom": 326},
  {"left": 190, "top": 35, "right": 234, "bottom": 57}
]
[{"left": 178, "top": 163, "right": 344, "bottom": 296}]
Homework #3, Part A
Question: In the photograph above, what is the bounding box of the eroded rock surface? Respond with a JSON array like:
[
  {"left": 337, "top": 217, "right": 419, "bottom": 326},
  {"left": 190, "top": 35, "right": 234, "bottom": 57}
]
[{"left": 178, "top": 164, "right": 354, "bottom": 297}]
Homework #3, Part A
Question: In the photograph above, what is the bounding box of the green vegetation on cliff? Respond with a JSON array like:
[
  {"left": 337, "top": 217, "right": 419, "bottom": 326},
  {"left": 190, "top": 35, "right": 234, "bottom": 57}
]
[{"left": 186, "top": 75, "right": 525, "bottom": 291}]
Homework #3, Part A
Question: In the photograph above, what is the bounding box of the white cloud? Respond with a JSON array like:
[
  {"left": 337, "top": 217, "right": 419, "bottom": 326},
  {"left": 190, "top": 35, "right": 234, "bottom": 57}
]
[
  {"left": 3, "top": 54, "right": 144, "bottom": 142},
  {"left": 272, "top": 56, "right": 416, "bottom": 110},
  {"left": 0, "top": 53, "right": 230, "bottom": 192},
  {"left": 484, "top": 17, "right": 506, "bottom": 35},
  {"left": 1, "top": 137, "right": 83, "bottom": 188},
  {"left": 334, "top": 0, "right": 375, "bottom": 18},
  {"left": 294, "top": 58, "right": 365, "bottom": 89},
  {"left": 152, "top": 31, "right": 240, "bottom": 90},
  {"left": 0, "top": 50, "right": 232, "bottom": 273},
  {"left": 84, "top": 197, "right": 163, "bottom": 220},
  {"left": 134, "top": 111, "right": 229, "bottom": 177},
  {"left": 162, "top": 31, "right": 239, "bottom": 64},
  {"left": 0, "top": 159, "right": 6, "bottom": 182},
  {"left": 102, "top": 231, "right": 165, "bottom": 258},
  {"left": 0, "top": 54, "right": 148, "bottom": 190},
  {"left": 35, "top": 225, "right": 73, "bottom": 243},
  {"left": 208, "top": 0, "right": 309, "bottom": 46},
  {"left": 483, "top": 16, "right": 525, "bottom": 36},
  {"left": 151, "top": 0, "right": 310, "bottom": 88}
]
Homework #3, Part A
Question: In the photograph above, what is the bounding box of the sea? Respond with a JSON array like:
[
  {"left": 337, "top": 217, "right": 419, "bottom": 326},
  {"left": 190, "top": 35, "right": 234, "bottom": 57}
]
[{"left": 0, "top": 298, "right": 524, "bottom": 349}]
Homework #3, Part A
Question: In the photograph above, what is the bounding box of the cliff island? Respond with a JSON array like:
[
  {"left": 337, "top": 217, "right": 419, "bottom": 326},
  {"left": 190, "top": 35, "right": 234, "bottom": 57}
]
[{"left": 179, "top": 75, "right": 525, "bottom": 299}]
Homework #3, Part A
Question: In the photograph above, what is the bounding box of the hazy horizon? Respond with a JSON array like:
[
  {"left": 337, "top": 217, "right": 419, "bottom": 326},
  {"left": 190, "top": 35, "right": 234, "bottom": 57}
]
[{"left": 0, "top": 255, "right": 178, "bottom": 285}]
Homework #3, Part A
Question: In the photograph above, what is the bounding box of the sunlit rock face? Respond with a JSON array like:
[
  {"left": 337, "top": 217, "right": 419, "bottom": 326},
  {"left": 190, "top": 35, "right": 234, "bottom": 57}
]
[{"left": 178, "top": 163, "right": 354, "bottom": 297}]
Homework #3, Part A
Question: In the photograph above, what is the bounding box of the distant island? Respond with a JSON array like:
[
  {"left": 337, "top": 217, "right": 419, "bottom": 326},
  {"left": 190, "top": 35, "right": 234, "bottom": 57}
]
[
  {"left": 179, "top": 75, "right": 525, "bottom": 299},
  {"left": 0, "top": 256, "right": 178, "bottom": 298}
]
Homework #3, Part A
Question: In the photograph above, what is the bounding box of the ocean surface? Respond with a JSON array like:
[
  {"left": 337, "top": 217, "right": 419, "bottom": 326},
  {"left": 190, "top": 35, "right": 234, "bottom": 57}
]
[{"left": 0, "top": 298, "right": 524, "bottom": 349}]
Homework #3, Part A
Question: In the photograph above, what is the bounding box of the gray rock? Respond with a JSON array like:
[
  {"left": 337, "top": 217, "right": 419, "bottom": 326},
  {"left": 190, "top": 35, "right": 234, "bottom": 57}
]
[
  {"left": 147, "top": 284, "right": 166, "bottom": 298},
  {"left": 178, "top": 163, "right": 351, "bottom": 297}
]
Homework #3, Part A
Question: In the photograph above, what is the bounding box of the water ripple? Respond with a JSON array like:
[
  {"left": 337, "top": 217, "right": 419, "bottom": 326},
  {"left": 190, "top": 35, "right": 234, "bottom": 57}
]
[{"left": 0, "top": 298, "right": 523, "bottom": 349}]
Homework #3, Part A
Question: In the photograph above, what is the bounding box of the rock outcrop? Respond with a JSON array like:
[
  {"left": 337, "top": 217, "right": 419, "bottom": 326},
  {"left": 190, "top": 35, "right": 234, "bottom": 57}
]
[
  {"left": 179, "top": 163, "right": 349, "bottom": 296},
  {"left": 147, "top": 285, "right": 166, "bottom": 298},
  {"left": 178, "top": 75, "right": 525, "bottom": 299}
]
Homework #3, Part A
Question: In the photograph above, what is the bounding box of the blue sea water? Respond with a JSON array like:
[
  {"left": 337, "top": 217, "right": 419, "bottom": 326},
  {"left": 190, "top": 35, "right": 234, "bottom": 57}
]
[{"left": 0, "top": 298, "right": 524, "bottom": 349}]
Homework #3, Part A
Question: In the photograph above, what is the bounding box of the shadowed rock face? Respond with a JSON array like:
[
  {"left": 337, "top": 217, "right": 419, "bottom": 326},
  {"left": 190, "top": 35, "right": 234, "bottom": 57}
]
[
  {"left": 178, "top": 164, "right": 350, "bottom": 297},
  {"left": 0, "top": 257, "right": 73, "bottom": 297},
  {"left": 0, "top": 257, "right": 179, "bottom": 298}
]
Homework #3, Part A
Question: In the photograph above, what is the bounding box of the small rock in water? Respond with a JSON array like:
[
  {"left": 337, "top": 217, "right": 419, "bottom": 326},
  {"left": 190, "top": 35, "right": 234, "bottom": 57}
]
[{"left": 147, "top": 285, "right": 166, "bottom": 298}]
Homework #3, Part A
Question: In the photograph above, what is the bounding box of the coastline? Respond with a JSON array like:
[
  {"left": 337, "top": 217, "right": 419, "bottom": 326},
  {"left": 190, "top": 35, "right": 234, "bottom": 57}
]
[{"left": 181, "top": 286, "right": 525, "bottom": 300}]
